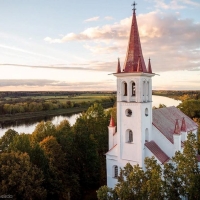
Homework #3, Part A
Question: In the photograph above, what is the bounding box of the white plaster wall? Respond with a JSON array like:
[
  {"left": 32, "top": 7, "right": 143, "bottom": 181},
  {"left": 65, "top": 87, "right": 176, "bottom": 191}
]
[
  {"left": 108, "top": 126, "right": 116, "bottom": 150},
  {"left": 106, "top": 158, "right": 118, "bottom": 188},
  {"left": 113, "top": 133, "right": 117, "bottom": 146},
  {"left": 117, "top": 102, "right": 152, "bottom": 167}
]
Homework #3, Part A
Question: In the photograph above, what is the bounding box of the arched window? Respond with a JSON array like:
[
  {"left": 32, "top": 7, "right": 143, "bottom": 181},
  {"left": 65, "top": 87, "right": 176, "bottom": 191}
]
[
  {"left": 126, "top": 129, "right": 133, "bottom": 143},
  {"left": 145, "top": 108, "right": 148, "bottom": 116},
  {"left": 123, "top": 82, "right": 127, "bottom": 96},
  {"left": 113, "top": 165, "right": 118, "bottom": 178},
  {"left": 145, "top": 128, "right": 149, "bottom": 142},
  {"left": 147, "top": 81, "right": 149, "bottom": 97},
  {"left": 129, "top": 130, "right": 133, "bottom": 142},
  {"left": 142, "top": 81, "right": 145, "bottom": 97},
  {"left": 132, "top": 82, "right": 136, "bottom": 96}
]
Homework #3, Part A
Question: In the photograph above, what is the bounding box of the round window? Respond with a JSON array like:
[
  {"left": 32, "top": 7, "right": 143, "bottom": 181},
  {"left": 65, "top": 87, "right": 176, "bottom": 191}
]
[{"left": 125, "top": 109, "right": 132, "bottom": 117}]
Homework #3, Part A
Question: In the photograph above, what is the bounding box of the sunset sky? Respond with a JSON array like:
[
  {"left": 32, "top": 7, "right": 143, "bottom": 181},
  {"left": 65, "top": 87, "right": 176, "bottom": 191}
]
[{"left": 0, "top": 0, "right": 200, "bottom": 91}]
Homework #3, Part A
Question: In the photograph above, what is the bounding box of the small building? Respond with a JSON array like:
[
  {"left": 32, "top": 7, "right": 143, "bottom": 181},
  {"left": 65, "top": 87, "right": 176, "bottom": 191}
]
[{"left": 106, "top": 4, "right": 199, "bottom": 189}]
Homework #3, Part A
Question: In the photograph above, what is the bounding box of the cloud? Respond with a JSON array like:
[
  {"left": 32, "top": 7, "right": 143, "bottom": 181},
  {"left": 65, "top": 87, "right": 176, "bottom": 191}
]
[
  {"left": 0, "top": 61, "right": 118, "bottom": 72},
  {"left": 43, "top": 11, "right": 200, "bottom": 73},
  {"left": 152, "top": 0, "right": 200, "bottom": 10},
  {"left": 0, "top": 79, "right": 115, "bottom": 91},
  {"left": 105, "top": 16, "right": 114, "bottom": 20},
  {"left": 84, "top": 16, "right": 99, "bottom": 22},
  {"left": 0, "top": 44, "right": 63, "bottom": 61}
]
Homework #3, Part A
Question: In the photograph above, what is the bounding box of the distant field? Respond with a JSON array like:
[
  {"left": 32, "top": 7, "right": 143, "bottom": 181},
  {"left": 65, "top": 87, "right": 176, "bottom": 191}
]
[{"left": 2, "top": 93, "right": 115, "bottom": 104}]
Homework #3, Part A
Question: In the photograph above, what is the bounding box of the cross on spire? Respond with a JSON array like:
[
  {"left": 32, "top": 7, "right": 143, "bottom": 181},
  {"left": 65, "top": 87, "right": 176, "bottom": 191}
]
[{"left": 132, "top": 2, "right": 137, "bottom": 13}]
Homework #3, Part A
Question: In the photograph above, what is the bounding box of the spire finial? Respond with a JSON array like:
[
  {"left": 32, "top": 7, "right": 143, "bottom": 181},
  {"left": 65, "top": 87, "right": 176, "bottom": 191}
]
[
  {"left": 148, "top": 58, "right": 152, "bottom": 73},
  {"left": 132, "top": 2, "right": 137, "bottom": 13},
  {"left": 117, "top": 58, "right": 121, "bottom": 73}
]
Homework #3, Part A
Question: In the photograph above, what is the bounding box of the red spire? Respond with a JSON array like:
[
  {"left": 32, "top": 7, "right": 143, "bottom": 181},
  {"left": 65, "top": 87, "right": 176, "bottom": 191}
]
[
  {"left": 148, "top": 58, "right": 152, "bottom": 73},
  {"left": 116, "top": 58, "right": 121, "bottom": 73},
  {"left": 109, "top": 115, "right": 115, "bottom": 127},
  {"left": 181, "top": 117, "right": 187, "bottom": 132},
  {"left": 174, "top": 119, "right": 180, "bottom": 135},
  {"left": 123, "top": 5, "right": 147, "bottom": 73},
  {"left": 137, "top": 56, "right": 143, "bottom": 72}
]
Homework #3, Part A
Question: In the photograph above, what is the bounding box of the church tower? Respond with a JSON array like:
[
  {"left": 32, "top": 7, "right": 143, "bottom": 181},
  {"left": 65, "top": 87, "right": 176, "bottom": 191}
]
[{"left": 106, "top": 3, "right": 155, "bottom": 188}]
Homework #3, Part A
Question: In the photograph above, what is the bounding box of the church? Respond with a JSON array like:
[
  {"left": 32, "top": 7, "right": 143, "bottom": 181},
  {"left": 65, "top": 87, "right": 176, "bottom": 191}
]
[{"left": 106, "top": 4, "right": 199, "bottom": 189}]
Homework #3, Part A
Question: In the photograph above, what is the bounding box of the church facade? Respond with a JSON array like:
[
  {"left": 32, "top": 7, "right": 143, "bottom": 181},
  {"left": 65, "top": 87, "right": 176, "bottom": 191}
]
[{"left": 106, "top": 5, "right": 199, "bottom": 189}]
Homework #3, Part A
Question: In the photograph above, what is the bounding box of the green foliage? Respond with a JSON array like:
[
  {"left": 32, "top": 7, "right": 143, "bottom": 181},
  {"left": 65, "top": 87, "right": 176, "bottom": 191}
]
[
  {"left": 178, "top": 99, "right": 200, "bottom": 118},
  {"left": 97, "top": 133, "right": 200, "bottom": 200},
  {"left": 0, "top": 151, "right": 46, "bottom": 199},
  {"left": 0, "top": 102, "right": 113, "bottom": 199},
  {"left": 97, "top": 185, "right": 117, "bottom": 200},
  {"left": 172, "top": 133, "right": 200, "bottom": 199},
  {"left": 0, "top": 129, "right": 18, "bottom": 152},
  {"left": 9, "top": 133, "right": 32, "bottom": 154},
  {"left": 32, "top": 121, "right": 56, "bottom": 143}
]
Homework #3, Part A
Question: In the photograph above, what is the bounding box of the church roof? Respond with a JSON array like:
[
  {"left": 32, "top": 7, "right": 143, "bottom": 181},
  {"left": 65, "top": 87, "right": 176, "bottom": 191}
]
[
  {"left": 153, "top": 106, "right": 198, "bottom": 144},
  {"left": 105, "top": 144, "right": 117, "bottom": 157},
  {"left": 123, "top": 7, "right": 147, "bottom": 73},
  {"left": 145, "top": 140, "right": 170, "bottom": 164}
]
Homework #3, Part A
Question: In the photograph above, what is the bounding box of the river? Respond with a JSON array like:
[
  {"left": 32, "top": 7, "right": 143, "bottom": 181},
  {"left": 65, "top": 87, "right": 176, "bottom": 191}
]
[{"left": 0, "top": 95, "right": 181, "bottom": 137}]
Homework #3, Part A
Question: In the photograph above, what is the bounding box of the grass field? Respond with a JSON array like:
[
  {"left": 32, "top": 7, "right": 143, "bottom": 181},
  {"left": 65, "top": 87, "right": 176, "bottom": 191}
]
[
  {"left": 3, "top": 93, "right": 115, "bottom": 104},
  {"left": 0, "top": 92, "right": 115, "bottom": 125}
]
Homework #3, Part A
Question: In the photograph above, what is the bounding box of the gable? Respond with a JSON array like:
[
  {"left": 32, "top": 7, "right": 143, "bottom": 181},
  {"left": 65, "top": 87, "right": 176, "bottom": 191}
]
[{"left": 153, "top": 106, "right": 198, "bottom": 144}]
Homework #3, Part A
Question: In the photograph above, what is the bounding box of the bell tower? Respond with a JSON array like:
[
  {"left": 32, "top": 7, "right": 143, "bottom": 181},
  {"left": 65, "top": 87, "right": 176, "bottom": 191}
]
[{"left": 114, "top": 2, "right": 155, "bottom": 167}]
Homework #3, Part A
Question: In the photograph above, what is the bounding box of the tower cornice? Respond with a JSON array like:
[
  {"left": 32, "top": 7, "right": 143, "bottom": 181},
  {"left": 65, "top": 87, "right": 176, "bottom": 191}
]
[{"left": 113, "top": 72, "right": 155, "bottom": 77}]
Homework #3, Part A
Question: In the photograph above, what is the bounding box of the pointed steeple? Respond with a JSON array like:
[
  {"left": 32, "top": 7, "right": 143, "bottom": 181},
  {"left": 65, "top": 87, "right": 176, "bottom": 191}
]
[
  {"left": 148, "top": 58, "right": 152, "bottom": 73},
  {"left": 109, "top": 115, "right": 115, "bottom": 127},
  {"left": 174, "top": 119, "right": 180, "bottom": 135},
  {"left": 181, "top": 117, "right": 187, "bottom": 132},
  {"left": 123, "top": 3, "right": 147, "bottom": 73},
  {"left": 116, "top": 58, "right": 121, "bottom": 73}
]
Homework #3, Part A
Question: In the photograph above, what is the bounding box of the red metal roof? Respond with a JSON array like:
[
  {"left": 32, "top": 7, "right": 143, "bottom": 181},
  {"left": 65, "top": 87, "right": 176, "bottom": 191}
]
[
  {"left": 123, "top": 10, "right": 147, "bottom": 73},
  {"left": 145, "top": 140, "right": 170, "bottom": 164},
  {"left": 153, "top": 106, "right": 198, "bottom": 144},
  {"left": 109, "top": 115, "right": 115, "bottom": 127}
]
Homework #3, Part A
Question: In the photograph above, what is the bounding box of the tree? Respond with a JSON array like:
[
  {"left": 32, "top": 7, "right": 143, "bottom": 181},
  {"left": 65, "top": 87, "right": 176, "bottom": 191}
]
[
  {"left": 9, "top": 133, "right": 32, "bottom": 154},
  {"left": 115, "top": 163, "right": 147, "bottom": 200},
  {"left": 32, "top": 121, "right": 56, "bottom": 143},
  {"left": 172, "top": 133, "right": 200, "bottom": 199},
  {"left": 0, "top": 129, "right": 18, "bottom": 152},
  {"left": 0, "top": 151, "right": 46, "bottom": 199},
  {"left": 178, "top": 99, "right": 200, "bottom": 118},
  {"left": 144, "top": 157, "right": 164, "bottom": 200},
  {"left": 40, "top": 136, "right": 72, "bottom": 199},
  {"left": 163, "top": 163, "right": 181, "bottom": 199},
  {"left": 97, "top": 133, "right": 200, "bottom": 200},
  {"left": 73, "top": 103, "right": 110, "bottom": 189}
]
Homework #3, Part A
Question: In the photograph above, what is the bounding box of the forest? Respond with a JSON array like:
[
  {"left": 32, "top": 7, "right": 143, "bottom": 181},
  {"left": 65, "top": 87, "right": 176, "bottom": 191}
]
[
  {"left": 0, "top": 103, "right": 112, "bottom": 199},
  {"left": 0, "top": 90, "right": 200, "bottom": 199}
]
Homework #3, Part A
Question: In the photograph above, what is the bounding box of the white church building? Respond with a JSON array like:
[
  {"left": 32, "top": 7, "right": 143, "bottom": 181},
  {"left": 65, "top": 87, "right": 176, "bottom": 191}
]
[{"left": 106, "top": 4, "right": 199, "bottom": 188}]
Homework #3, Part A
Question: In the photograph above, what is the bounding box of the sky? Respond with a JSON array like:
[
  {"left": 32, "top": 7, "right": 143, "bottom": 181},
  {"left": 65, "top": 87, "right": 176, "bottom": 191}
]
[{"left": 0, "top": 0, "right": 200, "bottom": 91}]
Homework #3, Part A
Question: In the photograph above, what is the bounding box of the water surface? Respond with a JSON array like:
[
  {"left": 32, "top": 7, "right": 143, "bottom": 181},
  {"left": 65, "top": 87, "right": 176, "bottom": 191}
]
[{"left": 0, "top": 95, "right": 181, "bottom": 137}]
